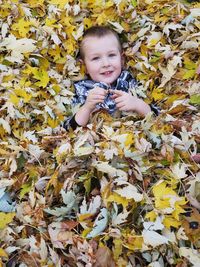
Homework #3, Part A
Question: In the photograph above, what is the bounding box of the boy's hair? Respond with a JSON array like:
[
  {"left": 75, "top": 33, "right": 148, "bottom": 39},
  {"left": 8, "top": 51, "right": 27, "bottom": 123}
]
[{"left": 80, "top": 25, "right": 122, "bottom": 59}]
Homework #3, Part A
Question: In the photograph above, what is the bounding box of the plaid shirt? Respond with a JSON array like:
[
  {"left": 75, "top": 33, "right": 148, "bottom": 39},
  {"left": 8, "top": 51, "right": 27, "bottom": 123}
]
[
  {"left": 63, "top": 70, "right": 159, "bottom": 130},
  {"left": 72, "top": 70, "right": 138, "bottom": 114}
]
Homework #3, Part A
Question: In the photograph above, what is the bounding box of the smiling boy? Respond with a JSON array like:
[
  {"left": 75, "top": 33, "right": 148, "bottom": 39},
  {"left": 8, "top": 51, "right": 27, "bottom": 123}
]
[{"left": 64, "top": 26, "right": 156, "bottom": 130}]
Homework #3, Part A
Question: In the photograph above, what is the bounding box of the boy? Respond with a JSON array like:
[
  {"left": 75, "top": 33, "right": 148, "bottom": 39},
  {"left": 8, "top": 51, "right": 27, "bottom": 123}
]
[{"left": 63, "top": 26, "right": 158, "bottom": 130}]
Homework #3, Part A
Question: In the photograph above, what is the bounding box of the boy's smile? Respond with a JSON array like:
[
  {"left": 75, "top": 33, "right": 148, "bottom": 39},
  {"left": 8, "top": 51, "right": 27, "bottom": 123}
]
[{"left": 82, "top": 34, "right": 123, "bottom": 85}]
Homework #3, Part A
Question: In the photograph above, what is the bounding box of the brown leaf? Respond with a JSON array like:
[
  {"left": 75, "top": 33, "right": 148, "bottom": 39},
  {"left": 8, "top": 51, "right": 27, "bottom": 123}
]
[
  {"left": 191, "top": 154, "right": 200, "bottom": 163},
  {"left": 176, "top": 259, "right": 188, "bottom": 267},
  {"left": 94, "top": 246, "right": 115, "bottom": 267},
  {"left": 62, "top": 220, "right": 79, "bottom": 231},
  {"left": 20, "top": 252, "right": 40, "bottom": 267}
]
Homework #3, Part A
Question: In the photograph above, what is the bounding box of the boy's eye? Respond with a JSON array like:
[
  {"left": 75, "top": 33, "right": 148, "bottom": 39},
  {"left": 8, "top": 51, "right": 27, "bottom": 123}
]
[
  {"left": 92, "top": 57, "right": 99, "bottom": 61},
  {"left": 109, "top": 53, "right": 116, "bottom": 57}
]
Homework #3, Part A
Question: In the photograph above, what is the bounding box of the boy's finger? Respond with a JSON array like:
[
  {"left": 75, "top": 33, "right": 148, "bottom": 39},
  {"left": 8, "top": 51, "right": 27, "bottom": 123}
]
[
  {"left": 116, "top": 101, "right": 125, "bottom": 108},
  {"left": 114, "top": 96, "right": 124, "bottom": 103},
  {"left": 89, "top": 91, "right": 106, "bottom": 98},
  {"left": 109, "top": 89, "right": 124, "bottom": 96},
  {"left": 111, "top": 93, "right": 124, "bottom": 100},
  {"left": 91, "top": 95, "right": 105, "bottom": 101},
  {"left": 93, "top": 86, "right": 107, "bottom": 93},
  {"left": 110, "top": 94, "right": 118, "bottom": 99}
]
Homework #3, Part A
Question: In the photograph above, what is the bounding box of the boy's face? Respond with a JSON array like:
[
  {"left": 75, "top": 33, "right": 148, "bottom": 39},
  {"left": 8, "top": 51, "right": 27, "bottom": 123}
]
[{"left": 82, "top": 34, "right": 122, "bottom": 85}]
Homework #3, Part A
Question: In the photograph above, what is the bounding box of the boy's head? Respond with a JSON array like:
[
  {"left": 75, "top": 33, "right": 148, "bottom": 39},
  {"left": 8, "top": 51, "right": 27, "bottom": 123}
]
[{"left": 80, "top": 26, "right": 123, "bottom": 85}]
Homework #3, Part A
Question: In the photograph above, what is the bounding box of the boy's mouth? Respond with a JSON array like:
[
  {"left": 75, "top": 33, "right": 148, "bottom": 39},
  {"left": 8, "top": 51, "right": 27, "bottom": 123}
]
[{"left": 101, "top": 71, "right": 113, "bottom": 76}]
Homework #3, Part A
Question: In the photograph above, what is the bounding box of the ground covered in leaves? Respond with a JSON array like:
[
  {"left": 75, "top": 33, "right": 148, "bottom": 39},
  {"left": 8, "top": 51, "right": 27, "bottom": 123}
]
[{"left": 0, "top": 0, "right": 200, "bottom": 266}]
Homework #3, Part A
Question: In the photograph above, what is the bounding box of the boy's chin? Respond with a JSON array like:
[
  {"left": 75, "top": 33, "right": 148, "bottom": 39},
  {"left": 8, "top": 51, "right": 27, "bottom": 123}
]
[{"left": 97, "top": 78, "right": 116, "bottom": 85}]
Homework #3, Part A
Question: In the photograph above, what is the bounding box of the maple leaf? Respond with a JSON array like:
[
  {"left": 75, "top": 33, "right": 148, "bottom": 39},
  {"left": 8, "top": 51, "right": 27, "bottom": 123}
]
[
  {"left": 179, "top": 247, "right": 200, "bottom": 267},
  {"left": 142, "top": 229, "right": 169, "bottom": 247},
  {"left": 111, "top": 203, "right": 129, "bottom": 226},
  {"left": 170, "top": 163, "right": 188, "bottom": 180},
  {"left": 86, "top": 208, "right": 108, "bottom": 238},
  {"left": 32, "top": 68, "right": 50, "bottom": 88},
  {"left": 79, "top": 195, "right": 101, "bottom": 215},
  {"left": 92, "top": 161, "right": 128, "bottom": 179},
  {"left": 0, "top": 189, "right": 15, "bottom": 212},
  {"left": 0, "top": 118, "right": 11, "bottom": 134},
  {"left": 0, "top": 35, "right": 36, "bottom": 63},
  {"left": 44, "top": 190, "right": 77, "bottom": 217},
  {"left": 11, "top": 18, "right": 32, "bottom": 38},
  {"left": 0, "top": 248, "right": 8, "bottom": 259},
  {"left": 0, "top": 212, "right": 15, "bottom": 229},
  {"left": 114, "top": 180, "right": 143, "bottom": 202},
  {"left": 94, "top": 246, "right": 115, "bottom": 267}
]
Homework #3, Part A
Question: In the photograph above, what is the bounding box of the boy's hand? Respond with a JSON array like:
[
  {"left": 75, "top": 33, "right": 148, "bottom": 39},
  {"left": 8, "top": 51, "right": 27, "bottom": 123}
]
[
  {"left": 110, "top": 89, "right": 151, "bottom": 116},
  {"left": 84, "top": 86, "right": 107, "bottom": 111}
]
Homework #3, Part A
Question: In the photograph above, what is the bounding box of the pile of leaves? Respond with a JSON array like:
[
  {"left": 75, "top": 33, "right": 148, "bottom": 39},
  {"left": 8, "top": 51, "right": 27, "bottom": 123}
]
[{"left": 0, "top": 0, "right": 200, "bottom": 266}]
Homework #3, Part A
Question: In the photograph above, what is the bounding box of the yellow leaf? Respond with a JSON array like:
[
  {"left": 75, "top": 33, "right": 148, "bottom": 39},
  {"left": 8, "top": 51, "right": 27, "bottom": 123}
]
[
  {"left": 81, "top": 228, "right": 91, "bottom": 238},
  {"left": 2, "top": 74, "right": 15, "bottom": 83},
  {"left": 32, "top": 68, "right": 49, "bottom": 88},
  {"left": 49, "top": 0, "right": 69, "bottom": 9},
  {"left": 149, "top": 38, "right": 160, "bottom": 46},
  {"left": 124, "top": 235, "right": 143, "bottom": 250},
  {"left": 25, "top": 0, "right": 45, "bottom": 7},
  {"left": 0, "top": 212, "right": 15, "bottom": 229},
  {"left": 45, "top": 18, "right": 57, "bottom": 27},
  {"left": 96, "top": 13, "right": 108, "bottom": 25},
  {"left": 145, "top": 210, "right": 157, "bottom": 221},
  {"left": 172, "top": 198, "right": 187, "bottom": 220},
  {"left": 47, "top": 117, "right": 60, "bottom": 128},
  {"left": 83, "top": 18, "right": 93, "bottom": 29},
  {"left": 167, "top": 104, "right": 188, "bottom": 115},
  {"left": 155, "top": 198, "right": 171, "bottom": 210},
  {"left": 153, "top": 181, "right": 176, "bottom": 199},
  {"left": 78, "top": 213, "right": 93, "bottom": 221},
  {"left": 151, "top": 87, "right": 167, "bottom": 101},
  {"left": 140, "top": 43, "right": 148, "bottom": 57},
  {"left": 124, "top": 133, "right": 134, "bottom": 147},
  {"left": 163, "top": 216, "right": 181, "bottom": 229},
  {"left": 162, "top": 94, "right": 182, "bottom": 106},
  {"left": 0, "top": 148, "right": 10, "bottom": 156},
  {"left": 22, "top": 65, "right": 35, "bottom": 75},
  {"left": 46, "top": 169, "right": 59, "bottom": 192},
  {"left": 113, "top": 239, "right": 123, "bottom": 260},
  {"left": 0, "top": 248, "right": 8, "bottom": 258},
  {"left": 10, "top": 88, "right": 32, "bottom": 105},
  {"left": 19, "top": 77, "right": 32, "bottom": 87},
  {"left": 14, "top": 88, "right": 32, "bottom": 103},
  {"left": 63, "top": 39, "right": 77, "bottom": 55},
  {"left": 153, "top": 181, "right": 176, "bottom": 210},
  {"left": 184, "top": 57, "right": 197, "bottom": 70},
  {"left": 0, "top": 3, "right": 12, "bottom": 18},
  {"left": 9, "top": 93, "right": 20, "bottom": 105},
  {"left": 106, "top": 192, "right": 131, "bottom": 209},
  {"left": 46, "top": 171, "right": 63, "bottom": 196},
  {"left": 12, "top": 18, "right": 32, "bottom": 38},
  {"left": 52, "top": 84, "right": 61, "bottom": 94},
  {"left": 183, "top": 69, "right": 196, "bottom": 80}
]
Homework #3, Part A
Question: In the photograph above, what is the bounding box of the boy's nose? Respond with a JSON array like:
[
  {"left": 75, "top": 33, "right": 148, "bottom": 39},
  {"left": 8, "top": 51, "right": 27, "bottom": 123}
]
[{"left": 102, "top": 57, "right": 110, "bottom": 67}]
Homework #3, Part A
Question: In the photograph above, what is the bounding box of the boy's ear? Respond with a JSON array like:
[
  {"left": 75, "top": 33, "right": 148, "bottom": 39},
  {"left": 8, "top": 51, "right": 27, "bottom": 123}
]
[
  {"left": 78, "top": 58, "right": 84, "bottom": 65},
  {"left": 79, "top": 58, "right": 88, "bottom": 74}
]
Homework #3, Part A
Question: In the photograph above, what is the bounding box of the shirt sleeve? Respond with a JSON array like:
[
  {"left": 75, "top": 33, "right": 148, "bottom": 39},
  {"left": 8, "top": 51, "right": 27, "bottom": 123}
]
[
  {"left": 62, "top": 82, "right": 88, "bottom": 131},
  {"left": 63, "top": 114, "right": 81, "bottom": 130},
  {"left": 149, "top": 103, "right": 160, "bottom": 116}
]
